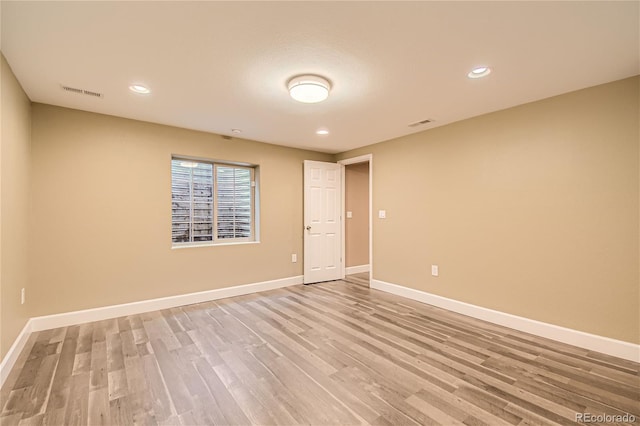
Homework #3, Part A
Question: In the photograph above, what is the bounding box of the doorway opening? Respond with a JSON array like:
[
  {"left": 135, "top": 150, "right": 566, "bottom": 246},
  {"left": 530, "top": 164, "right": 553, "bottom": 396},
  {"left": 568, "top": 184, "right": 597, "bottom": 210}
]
[{"left": 339, "top": 155, "right": 373, "bottom": 287}]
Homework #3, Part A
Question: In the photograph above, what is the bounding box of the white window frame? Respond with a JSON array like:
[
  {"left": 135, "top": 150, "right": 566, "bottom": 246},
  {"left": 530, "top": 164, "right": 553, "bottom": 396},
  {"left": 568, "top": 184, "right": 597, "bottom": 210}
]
[{"left": 171, "top": 156, "right": 259, "bottom": 248}]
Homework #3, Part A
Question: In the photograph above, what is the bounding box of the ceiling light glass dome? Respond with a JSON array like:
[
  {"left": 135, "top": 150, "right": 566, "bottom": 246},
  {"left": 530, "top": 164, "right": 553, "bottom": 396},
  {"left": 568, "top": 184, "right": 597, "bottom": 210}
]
[{"left": 288, "top": 75, "right": 331, "bottom": 103}]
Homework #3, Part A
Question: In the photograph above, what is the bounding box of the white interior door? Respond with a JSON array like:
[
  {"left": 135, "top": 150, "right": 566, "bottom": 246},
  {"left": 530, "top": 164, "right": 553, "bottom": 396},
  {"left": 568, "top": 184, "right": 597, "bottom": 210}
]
[{"left": 304, "top": 160, "right": 342, "bottom": 284}]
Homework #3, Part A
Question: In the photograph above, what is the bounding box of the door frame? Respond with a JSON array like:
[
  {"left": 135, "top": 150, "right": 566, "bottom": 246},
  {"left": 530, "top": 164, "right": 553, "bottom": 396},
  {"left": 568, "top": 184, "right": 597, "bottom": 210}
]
[{"left": 338, "top": 154, "right": 373, "bottom": 281}]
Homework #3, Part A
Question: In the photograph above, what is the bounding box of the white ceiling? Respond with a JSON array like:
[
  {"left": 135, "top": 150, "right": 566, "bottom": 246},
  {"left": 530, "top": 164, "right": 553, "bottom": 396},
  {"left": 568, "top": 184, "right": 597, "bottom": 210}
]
[{"left": 1, "top": 1, "right": 638, "bottom": 154}]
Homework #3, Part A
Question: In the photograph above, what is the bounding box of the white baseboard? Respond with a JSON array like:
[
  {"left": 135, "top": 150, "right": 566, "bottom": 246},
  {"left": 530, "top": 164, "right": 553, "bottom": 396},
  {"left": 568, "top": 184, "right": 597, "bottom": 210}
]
[
  {"left": 0, "top": 320, "right": 32, "bottom": 388},
  {"left": 345, "top": 264, "right": 370, "bottom": 275},
  {"left": 29, "top": 275, "right": 303, "bottom": 332},
  {"left": 371, "top": 279, "right": 640, "bottom": 363},
  {"left": 4, "top": 274, "right": 635, "bottom": 389}
]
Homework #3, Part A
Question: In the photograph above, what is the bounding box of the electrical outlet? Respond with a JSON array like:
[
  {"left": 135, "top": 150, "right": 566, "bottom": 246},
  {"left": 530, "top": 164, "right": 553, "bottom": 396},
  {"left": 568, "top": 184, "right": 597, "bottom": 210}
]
[
  {"left": 346, "top": 211, "right": 353, "bottom": 219},
  {"left": 21, "top": 288, "right": 25, "bottom": 305},
  {"left": 292, "top": 254, "right": 297, "bottom": 263},
  {"left": 431, "top": 265, "right": 439, "bottom": 277}
]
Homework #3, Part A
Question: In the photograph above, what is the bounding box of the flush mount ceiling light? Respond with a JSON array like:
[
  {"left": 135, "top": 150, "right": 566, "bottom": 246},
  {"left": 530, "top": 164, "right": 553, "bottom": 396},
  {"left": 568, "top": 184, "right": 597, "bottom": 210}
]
[
  {"left": 467, "top": 66, "right": 491, "bottom": 79},
  {"left": 129, "top": 84, "right": 150, "bottom": 94},
  {"left": 288, "top": 75, "right": 331, "bottom": 103},
  {"left": 231, "top": 129, "right": 242, "bottom": 134},
  {"left": 316, "top": 129, "right": 329, "bottom": 135}
]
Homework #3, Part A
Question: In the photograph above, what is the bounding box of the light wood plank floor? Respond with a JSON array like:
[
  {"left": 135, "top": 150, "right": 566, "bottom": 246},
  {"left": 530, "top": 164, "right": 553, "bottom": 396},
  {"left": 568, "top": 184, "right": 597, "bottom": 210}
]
[{"left": 1, "top": 276, "right": 638, "bottom": 425}]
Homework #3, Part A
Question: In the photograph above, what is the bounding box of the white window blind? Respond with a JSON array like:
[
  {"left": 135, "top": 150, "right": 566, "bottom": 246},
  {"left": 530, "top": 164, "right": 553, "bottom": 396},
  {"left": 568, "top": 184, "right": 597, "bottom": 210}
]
[
  {"left": 171, "top": 158, "right": 255, "bottom": 245},
  {"left": 216, "top": 166, "right": 253, "bottom": 240}
]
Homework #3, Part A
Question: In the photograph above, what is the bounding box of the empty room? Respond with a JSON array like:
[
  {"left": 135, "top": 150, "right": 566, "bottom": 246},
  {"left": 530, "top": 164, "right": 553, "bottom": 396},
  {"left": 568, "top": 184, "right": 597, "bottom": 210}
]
[{"left": 1, "top": 1, "right": 638, "bottom": 425}]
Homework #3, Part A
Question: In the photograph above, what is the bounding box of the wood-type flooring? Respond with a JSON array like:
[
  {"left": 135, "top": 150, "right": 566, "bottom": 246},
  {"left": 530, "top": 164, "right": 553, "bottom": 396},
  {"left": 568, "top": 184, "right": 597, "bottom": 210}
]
[{"left": 1, "top": 273, "right": 638, "bottom": 425}]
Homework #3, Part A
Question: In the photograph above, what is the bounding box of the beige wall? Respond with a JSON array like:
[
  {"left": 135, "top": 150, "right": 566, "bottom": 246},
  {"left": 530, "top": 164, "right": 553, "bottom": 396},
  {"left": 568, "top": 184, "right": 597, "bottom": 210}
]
[
  {"left": 29, "top": 104, "right": 332, "bottom": 316},
  {"left": 345, "top": 162, "right": 369, "bottom": 267},
  {"left": 1, "top": 54, "right": 32, "bottom": 359},
  {"left": 337, "top": 76, "right": 639, "bottom": 344}
]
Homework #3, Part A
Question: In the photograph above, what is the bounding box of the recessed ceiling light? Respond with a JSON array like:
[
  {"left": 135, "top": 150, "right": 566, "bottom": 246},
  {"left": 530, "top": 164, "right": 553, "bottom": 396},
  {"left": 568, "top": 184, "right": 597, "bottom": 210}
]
[
  {"left": 316, "top": 129, "right": 329, "bottom": 135},
  {"left": 288, "top": 75, "right": 331, "bottom": 103},
  {"left": 129, "top": 84, "right": 150, "bottom": 94},
  {"left": 467, "top": 66, "right": 491, "bottom": 79}
]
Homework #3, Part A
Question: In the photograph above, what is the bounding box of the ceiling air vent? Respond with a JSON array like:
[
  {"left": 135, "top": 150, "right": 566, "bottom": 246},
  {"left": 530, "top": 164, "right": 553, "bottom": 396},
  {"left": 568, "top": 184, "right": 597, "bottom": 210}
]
[
  {"left": 408, "top": 118, "right": 434, "bottom": 127},
  {"left": 61, "top": 85, "right": 104, "bottom": 98},
  {"left": 82, "top": 89, "right": 103, "bottom": 98}
]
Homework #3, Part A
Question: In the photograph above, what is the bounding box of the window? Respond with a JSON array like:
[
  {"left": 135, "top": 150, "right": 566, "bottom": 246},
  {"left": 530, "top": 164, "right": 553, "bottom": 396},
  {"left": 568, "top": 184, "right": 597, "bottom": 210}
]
[{"left": 171, "top": 158, "right": 256, "bottom": 246}]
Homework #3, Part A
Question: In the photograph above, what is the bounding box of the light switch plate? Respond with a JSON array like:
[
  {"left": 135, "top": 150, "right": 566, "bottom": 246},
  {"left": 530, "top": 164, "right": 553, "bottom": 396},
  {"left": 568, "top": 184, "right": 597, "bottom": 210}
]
[
  {"left": 431, "top": 265, "right": 439, "bottom": 277},
  {"left": 378, "top": 210, "right": 386, "bottom": 219},
  {"left": 346, "top": 211, "right": 353, "bottom": 218}
]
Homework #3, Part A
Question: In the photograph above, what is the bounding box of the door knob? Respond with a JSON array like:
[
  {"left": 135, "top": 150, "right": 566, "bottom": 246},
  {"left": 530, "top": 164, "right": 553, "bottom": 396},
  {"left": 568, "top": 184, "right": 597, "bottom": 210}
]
[{"left": 305, "top": 226, "right": 311, "bottom": 231}]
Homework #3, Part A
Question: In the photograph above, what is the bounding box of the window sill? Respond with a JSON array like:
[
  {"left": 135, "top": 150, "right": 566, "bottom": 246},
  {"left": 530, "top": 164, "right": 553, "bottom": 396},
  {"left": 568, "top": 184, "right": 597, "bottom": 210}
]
[{"left": 171, "top": 240, "right": 260, "bottom": 250}]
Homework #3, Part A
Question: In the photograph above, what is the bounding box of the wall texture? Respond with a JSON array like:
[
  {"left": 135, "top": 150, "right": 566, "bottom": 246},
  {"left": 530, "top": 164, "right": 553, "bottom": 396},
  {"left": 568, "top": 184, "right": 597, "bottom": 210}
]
[
  {"left": 345, "top": 162, "right": 369, "bottom": 267},
  {"left": 337, "top": 76, "right": 639, "bottom": 344},
  {"left": 29, "top": 104, "right": 332, "bottom": 316},
  {"left": 1, "top": 54, "right": 32, "bottom": 359}
]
